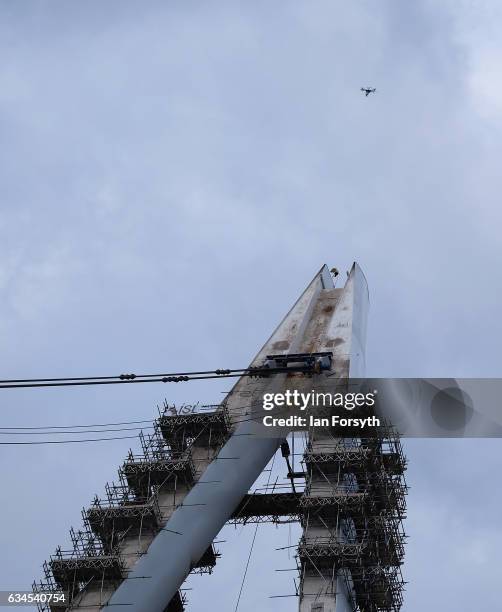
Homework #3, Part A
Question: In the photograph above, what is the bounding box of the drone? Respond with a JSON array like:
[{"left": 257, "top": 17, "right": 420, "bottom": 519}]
[{"left": 361, "top": 87, "right": 376, "bottom": 97}]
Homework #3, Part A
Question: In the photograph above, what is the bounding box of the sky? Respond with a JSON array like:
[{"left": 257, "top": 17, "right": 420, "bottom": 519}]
[{"left": 1, "top": 0, "right": 502, "bottom": 610}]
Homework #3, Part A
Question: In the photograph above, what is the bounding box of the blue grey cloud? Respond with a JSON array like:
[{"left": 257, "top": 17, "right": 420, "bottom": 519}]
[{"left": 1, "top": 1, "right": 501, "bottom": 610}]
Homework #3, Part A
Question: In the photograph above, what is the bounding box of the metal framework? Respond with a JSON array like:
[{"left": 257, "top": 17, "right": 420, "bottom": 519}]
[
  {"left": 35, "top": 417, "right": 406, "bottom": 612},
  {"left": 34, "top": 404, "right": 230, "bottom": 611},
  {"left": 297, "top": 421, "right": 407, "bottom": 612}
]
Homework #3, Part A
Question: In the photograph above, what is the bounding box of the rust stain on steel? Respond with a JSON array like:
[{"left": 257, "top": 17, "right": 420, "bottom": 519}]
[
  {"left": 325, "top": 338, "right": 345, "bottom": 348},
  {"left": 272, "top": 340, "right": 290, "bottom": 350}
]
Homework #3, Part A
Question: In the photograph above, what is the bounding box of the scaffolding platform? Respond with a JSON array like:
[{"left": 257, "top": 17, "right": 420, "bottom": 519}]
[
  {"left": 157, "top": 407, "right": 231, "bottom": 451},
  {"left": 304, "top": 440, "right": 406, "bottom": 477},
  {"left": 85, "top": 495, "right": 162, "bottom": 551},
  {"left": 48, "top": 554, "right": 124, "bottom": 590},
  {"left": 298, "top": 533, "right": 404, "bottom": 570},
  {"left": 226, "top": 488, "right": 406, "bottom": 524},
  {"left": 229, "top": 492, "right": 302, "bottom": 524},
  {"left": 121, "top": 453, "right": 196, "bottom": 496},
  {"left": 300, "top": 473, "right": 408, "bottom": 519},
  {"left": 41, "top": 526, "right": 124, "bottom": 595},
  {"left": 300, "top": 486, "right": 406, "bottom": 520},
  {"left": 300, "top": 491, "right": 369, "bottom": 513}
]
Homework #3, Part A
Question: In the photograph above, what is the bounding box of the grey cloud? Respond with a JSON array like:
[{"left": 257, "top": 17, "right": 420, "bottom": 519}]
[{"left": 1, "top": 1, "right": 501, "bottom": 610}]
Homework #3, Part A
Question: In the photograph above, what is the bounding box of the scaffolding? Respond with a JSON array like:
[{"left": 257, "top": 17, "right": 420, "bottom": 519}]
[
  {"left": 298, "top": 423, "right": 407, "bottom": 612},
  {"left": 229, "top": 491, "right": 302, "bottom": 525},
  {"left": 340, "top": 566, "right": 405, "bottom": 612},
  {"left": 157, "top": 401, "right": 231, "bottom": 452},
  {"left": 35, "top": 417, "right": 406, "bottom": 611},
  {"left": 35, "top": 404, "right": 231, "bottom": 611},
  {"left": 84, "top": 485, "right": 163, "bottom": 552},
  {"left": 221, "top": 424, "right": 408, "bottom": 612},
  {"left": 37, "top": 526, "right": 125, "bottom": 608}
]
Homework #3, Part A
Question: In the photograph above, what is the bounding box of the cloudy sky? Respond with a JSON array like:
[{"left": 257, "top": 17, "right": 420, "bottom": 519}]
[{"left": 1, "top": 1, "right": 502, "bottom": 610}]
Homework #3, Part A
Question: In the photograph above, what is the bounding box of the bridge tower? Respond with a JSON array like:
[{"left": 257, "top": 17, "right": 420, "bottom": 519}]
[{"left": 34, "top": 263, "right": 406, "bottom": 612}]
